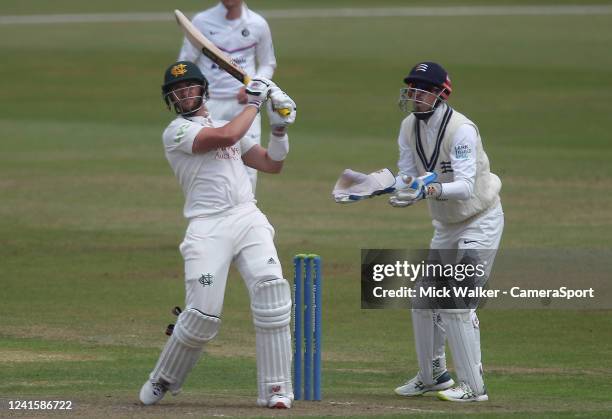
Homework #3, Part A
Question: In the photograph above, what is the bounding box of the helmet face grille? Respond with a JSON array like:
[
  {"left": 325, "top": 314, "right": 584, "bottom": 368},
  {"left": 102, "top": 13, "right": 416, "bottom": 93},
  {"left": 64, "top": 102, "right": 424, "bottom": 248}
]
[
  {"left": 164, "top": 83, "right": 208, "bottom": 116},
  {"left": 162, "top": 61, "right": 209, "bottom": 114},
  {"left": 398, "top": 86, "right": 446, "bottom": 115}
]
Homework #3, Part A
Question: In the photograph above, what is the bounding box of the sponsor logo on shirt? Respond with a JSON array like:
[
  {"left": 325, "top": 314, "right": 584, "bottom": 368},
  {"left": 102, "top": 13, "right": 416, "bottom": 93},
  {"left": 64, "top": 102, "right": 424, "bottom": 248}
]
[
  {"left": 175, "top": 123, "right": 190, "bottom": 143},
  {"left": 211, "top": 56, "right": 246, "bottom": 71},
  {"left": 454, "top": 144, "right": 471, "bottom": 160},
  {"left": 215, "top": 145, "right": 241, "bottom": 160}
]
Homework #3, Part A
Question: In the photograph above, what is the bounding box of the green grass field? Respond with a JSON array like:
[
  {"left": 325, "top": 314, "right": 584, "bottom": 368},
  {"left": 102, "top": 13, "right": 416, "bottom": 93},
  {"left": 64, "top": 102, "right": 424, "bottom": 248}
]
[{"left": 1, "top": 1, "right": 612, "bottom": 417}]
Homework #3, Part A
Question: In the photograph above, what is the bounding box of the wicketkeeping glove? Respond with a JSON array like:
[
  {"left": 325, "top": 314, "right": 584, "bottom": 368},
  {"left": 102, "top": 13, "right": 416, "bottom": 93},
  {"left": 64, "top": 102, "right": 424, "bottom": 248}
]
[
  {"left": 333, "top": 168, "right": 396, "bottom": 203},
  {"left": 245, "top": 77, "right": 275, "bottom": 109},
  {"left": 388, "top": 172, "right": 439, "bottom": 207}
]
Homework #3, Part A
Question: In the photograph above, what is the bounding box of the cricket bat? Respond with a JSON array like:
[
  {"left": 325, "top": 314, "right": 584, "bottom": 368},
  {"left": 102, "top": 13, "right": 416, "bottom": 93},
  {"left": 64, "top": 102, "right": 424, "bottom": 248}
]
[{"left": 174, "top": 9, "right": 290, "bottom": 116}]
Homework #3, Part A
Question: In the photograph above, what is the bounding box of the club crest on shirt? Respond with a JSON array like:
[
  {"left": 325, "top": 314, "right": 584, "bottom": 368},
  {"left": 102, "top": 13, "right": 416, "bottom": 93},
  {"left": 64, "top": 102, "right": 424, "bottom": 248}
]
[
  {"left": 199, "top": 273, "right": 213, "bottom": 286},
  {"left": 215, "top": 145, "right": 241, "bottom": 160},
  {"left": 440, "top": 161, "right": 453, "bottom": 173},
  {"left": 241, "top": 28, "right": 250, "bottom": 37},
  {"left": 454, "top": 144, "right": 472, "bottom": 160}
]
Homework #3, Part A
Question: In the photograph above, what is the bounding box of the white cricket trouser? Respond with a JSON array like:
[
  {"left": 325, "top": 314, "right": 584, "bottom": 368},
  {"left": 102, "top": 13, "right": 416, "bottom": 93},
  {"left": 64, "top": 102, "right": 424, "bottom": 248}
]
[
  {"left": 430, "top": 201, "right": 504, "bottom": 262},
  {"left": 207, "top": 98, "right": 261, "bottom": 194},
  {"left": 412, "top": 202, "right": 504, "bottom": 390},
  {"left": 171, "top": 202, "right": 293, "bottom": 403},
  {"left": 179, "top": 202, "right": 282, "bottom": 316}
]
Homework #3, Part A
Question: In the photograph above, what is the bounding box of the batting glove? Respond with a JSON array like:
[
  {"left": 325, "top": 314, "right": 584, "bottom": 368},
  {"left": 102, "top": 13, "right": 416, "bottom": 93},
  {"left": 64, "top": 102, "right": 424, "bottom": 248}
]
[
  {"left": 266, "top": 88, "right": 297, "bottom": 136},
  {"left": 245, "top": 77, "right": 275, "bottom": 109}
]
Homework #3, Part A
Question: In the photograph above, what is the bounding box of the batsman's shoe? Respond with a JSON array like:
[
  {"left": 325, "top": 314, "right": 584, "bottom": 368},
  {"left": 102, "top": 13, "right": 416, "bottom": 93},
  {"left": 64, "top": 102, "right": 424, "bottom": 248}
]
[
  {"left": 437, "top": 382, "right": 488, "bottom": 402},
  {"left": 394, "top": 371, "right": 454, "bottom": 396},
  {"left": 139, "top": 380, "right": 169, "bottom": 405},
  {"left": 267, "top": 394, "right": 292, "bottom": 409}
]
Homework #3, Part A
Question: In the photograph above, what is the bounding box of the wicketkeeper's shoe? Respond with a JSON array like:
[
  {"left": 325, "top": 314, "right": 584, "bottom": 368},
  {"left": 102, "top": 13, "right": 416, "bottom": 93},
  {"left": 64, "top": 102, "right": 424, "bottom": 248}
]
[
  {"left": 139, "top": 379, "right": 169, "bottom": 405},
  {"left": 267, "top": 394, "right": 292, "bottom": 409},
  {"left": 437, "top": 382, "right": 488, "bottom": 402},
  {"left": 394, "top": 370, "right": 454, "bottom": 396}
]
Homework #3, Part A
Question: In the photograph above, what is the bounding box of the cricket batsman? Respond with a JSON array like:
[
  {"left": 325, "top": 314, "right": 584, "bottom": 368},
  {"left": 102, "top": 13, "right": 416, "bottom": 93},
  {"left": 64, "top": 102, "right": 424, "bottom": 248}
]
[
  {"left": 178, "top": 0, "right": 277, "bottom": 194},
  {"left": 139, "top": 61, "right": 296, "bottom": 409},
  {"left": 333, "top": 62, "right": 504, "bottom": 402}
]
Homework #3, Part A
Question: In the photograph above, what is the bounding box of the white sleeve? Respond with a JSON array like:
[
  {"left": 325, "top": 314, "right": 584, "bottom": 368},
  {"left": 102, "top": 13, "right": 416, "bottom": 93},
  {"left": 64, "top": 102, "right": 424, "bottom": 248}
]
[
  {"left": 177, "top": 36, "right": 200, "bottom": 62},
  {"left": 240, "top": 135, "right": 257, "bottom": 155},
  {"left": 396, "top": 120, "right": 418, "bottom": 185},
  {"left": 439, "top": 124, "right": 478, "bottom": 200},
  {"left": 254, "top": 20, "right": 277, "bottom": 79},
  {"left": 163, "top": 120, "right": 202, "bottom": 155}
]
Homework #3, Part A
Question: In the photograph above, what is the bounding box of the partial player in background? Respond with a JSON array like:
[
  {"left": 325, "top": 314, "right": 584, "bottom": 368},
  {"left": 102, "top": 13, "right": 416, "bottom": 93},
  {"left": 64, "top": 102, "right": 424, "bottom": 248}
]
[
  {"left": 333, "top": 62, "right": 503, "bottom": 402},
  {"left": 139, "top": 61, "right": 297, "bottom": 409},
  {"left": 178, "top": 0, "right": 277, "bottom": 194}
]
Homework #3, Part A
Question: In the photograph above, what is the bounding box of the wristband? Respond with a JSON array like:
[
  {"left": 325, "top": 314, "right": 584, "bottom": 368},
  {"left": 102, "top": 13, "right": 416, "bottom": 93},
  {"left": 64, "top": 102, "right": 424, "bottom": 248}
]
[{"left": 267, "top": 133, "right": 289, "bottom": 161}]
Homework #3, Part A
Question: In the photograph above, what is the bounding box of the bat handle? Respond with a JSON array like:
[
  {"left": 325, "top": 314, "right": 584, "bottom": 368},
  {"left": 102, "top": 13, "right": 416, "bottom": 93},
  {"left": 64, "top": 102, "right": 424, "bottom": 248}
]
[{"left": 242, "top": 76, "right": 290, "bottom": 117}]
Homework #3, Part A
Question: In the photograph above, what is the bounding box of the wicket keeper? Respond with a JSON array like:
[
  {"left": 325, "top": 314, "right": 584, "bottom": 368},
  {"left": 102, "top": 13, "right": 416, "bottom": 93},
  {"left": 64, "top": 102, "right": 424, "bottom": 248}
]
[{"left": 334, "top": 61, "right": 504, "bottom": 402}]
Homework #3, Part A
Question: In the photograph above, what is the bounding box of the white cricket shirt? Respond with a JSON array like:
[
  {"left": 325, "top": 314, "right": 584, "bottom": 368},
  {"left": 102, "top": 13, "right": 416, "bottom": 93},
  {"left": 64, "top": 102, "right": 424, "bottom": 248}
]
[
  {"left": 397, "top": 103, "right": 501, "bottom": 223},
  {"left": 162, "top": 115, "right": 257, "bottom": 219},
  {"left": 397, "top": 104, "right": 478, "bottom": 200},
  {"left": 178, "top": 3, "right": 277, "bottom": 99}
]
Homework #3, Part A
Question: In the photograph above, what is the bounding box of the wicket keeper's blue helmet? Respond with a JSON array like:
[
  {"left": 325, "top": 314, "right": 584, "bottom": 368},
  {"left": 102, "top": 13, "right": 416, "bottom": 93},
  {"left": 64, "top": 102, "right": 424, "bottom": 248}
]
[{"left": 403, "top": 61, "right": 452, "bottom": 100}]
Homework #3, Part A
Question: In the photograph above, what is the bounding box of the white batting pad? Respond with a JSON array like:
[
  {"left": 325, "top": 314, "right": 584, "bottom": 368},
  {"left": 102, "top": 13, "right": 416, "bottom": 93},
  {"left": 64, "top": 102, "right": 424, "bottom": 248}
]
[
  {"left": 433, "top": 311, "right": 447, "bottom": 370},
  {"left": 472, "top": 310, "right": 482, "bottom": 366},
  {"left": 250, "top": 278, "right": 294, "bottom": 405},
  {"left": 412, "top": 309, "right": 435, "bottom": 385},
  {"left": 150, "top": 308, "right": 221, "bottom": 393},
  {"left": 440, "top": 310, "right": 485, "bottom": 395}
]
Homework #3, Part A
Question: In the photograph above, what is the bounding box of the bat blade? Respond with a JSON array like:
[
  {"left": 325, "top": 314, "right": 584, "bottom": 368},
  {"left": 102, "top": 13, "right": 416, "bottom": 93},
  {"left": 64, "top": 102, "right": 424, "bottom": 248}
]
[
  {"left": 174, "top": 9, "right": 249, "bottom": 84},
  {"left": 174, "top": 9, "right": 290, "bottom": 117}
]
